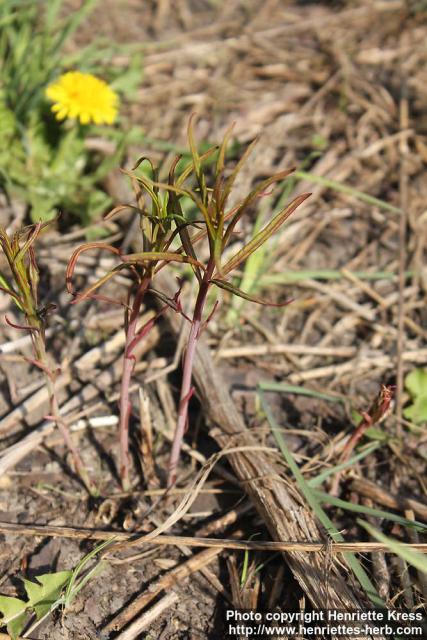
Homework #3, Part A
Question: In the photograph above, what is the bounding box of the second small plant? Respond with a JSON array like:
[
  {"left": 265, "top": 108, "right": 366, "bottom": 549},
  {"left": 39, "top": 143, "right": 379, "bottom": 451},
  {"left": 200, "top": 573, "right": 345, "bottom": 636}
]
[{"left": 129, "top": 116, "right": 310, "bottom": 485}]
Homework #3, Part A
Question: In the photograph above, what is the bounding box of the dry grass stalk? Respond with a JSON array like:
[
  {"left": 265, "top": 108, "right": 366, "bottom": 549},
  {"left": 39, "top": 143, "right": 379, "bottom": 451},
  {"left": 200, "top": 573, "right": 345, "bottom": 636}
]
[
  {"left": 0, "top": 521, "right": 426, "bottom": 554},
  {"left": 113, "top": 591, "right": 179, "bottom": 640}
]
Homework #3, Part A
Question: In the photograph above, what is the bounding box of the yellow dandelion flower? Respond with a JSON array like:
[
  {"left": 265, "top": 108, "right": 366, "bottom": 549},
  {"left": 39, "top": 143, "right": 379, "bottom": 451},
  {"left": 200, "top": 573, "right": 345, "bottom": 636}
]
[{"left": 45, "top": 71, "right": 118, "bottom": 125}]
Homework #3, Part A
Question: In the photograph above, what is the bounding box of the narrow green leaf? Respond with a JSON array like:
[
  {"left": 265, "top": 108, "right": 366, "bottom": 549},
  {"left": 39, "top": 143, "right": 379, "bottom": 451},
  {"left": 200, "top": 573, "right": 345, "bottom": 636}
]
[
  {"left": 64, "top": 538, "right": 116, "bottom": 607},
  {"left": 215, "top": 122, "right": 235, "bottom": 177},
  {"left": 258, "top": 381, "right": 343, "bottom": 403},
  {"left": 226, "top": 204, "right": 269, "bottom": 321},
  {"left": 359, "top": 521, "right": 427, "bottom": 573},
  {"left": 294, "top": 170, "right": 401, "bottom": 214},
  {"left": 15, "top": 221, "right": 43, "bottom": 263},
  {"left": 126, "top": 171, "right": 161, "bottom": 220},
  {"left": 187, "top": 114, "right": 208, "bottom": 206},
  {"left": 307, "top": 442, "right": 381, "bottom": 488},
  {"left": 135, "top": 177, "right": 216, "bottom": 242},
  {"left": 211, "top": 278, "right": 292, "bottom": 307},
  {"left": 176, "top": 146, "right": 219, "bottom": 188},
  {"left": 213, "top": 233, "right": 224, "bottom": 276},
  {"left": 69, "top": 561, "right": 107, "bottom": 600},
  {"left": 222, "top": 169, "right": 296, "bottom": 250},
  {"left": 51, "top": 0, "right": 98, "bottom": 54},
  {"left": 222, "top": 193, "right": 310, "bottom": 275},
  {"left": 259, "top": 390, "right": 384, "bottom": 607},
  {"left": 122, "top": 251, "right": 204, "bottom": 269},
  {"left": 0, "top": 274, "right": 24, "bottom": 310},
  {"left": 167, "top": 159, "right": 202, "bottom": 283},
  {"left": 315, "top": 492, "right": 427, "bottom": 532},
  {"left": 45, "top": 0, "right": 63, "bottom": 31},
  {"left": 176, "top": 225, "right": 203, "bottom": 284},
  {"left": 220, "top": 137, "right": 259, "bottom": 210},
  {"left": 240, "top": 533, "right": 260, "bottom": 588}
]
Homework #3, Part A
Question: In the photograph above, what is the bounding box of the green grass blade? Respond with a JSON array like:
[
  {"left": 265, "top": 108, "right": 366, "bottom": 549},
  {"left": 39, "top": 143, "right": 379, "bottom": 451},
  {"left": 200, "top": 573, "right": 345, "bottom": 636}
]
[
  {"left": 315, "top": 492, "right": 427, "bottom": 532},
  {"left": 216, "top": 122, "right": 234, "bottom": 176},
  {"left": 258, "top": 381, "right": 343, "bottom": 403},
  {"left": 187, "top": 114, "right": 208, "bottom": 207},
  {"left": 359, "top": 521, "right": 427, "bottom": 573},
  {"left": 258, "top": 389, "right": 385, "bottom": 607},
  {"left": 294, "top": 170, "right": 401, "bottom": 214},
  {"left": 222, "top": 170, "right": 296, "bottom": 251},
  {"left": 64, "top": 537, "right": 116, "bottom": 607},
  {"left": 259, "top": 270, "right": 414, "bottom": 285},
  {"left": 220, "top": 137, "right": 259, "bottom": 210},
  {"left": 226, "top": 204, "right": 271, "bottom": 323},
  {"left": 52, "top": 0, "right": 98, "bottom": 53},
  {"left": 308, "top": 443, "right": 381, "bottom": 488}
]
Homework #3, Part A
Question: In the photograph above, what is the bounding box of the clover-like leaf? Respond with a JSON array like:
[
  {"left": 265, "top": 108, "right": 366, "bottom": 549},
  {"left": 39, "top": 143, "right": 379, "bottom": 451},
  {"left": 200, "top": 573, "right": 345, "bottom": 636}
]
[
  {"left": 405, "top": 368, "right": 427, "bottom": 399},
  {"left": 0, "top": 595, "right": 27, "bottom": 640},
  {"left": 403, "top": 395, "right": 427, "bottom": 425},
  {"left": 23, "top": 570, "right": 72, "bottom": 619},
  {"left": 403, "top": 368, "right": 427, "bottom": 425}
]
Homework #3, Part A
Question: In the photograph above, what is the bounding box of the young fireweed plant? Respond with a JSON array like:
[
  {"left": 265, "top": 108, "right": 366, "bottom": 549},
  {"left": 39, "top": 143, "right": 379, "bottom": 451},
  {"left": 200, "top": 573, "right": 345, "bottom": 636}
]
[
  {"left": 0, "top": 223, "right": 96, "bottom": 494},
  {"left": 66, "top": 160, "right": 205, "bottom": 491},
  {"left": 128, "top": 116, "right": 311, "bottom": 486}
]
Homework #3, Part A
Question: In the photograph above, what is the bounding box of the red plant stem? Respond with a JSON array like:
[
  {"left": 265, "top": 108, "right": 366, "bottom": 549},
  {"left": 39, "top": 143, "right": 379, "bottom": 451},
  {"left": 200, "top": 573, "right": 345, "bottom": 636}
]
[
  {"left": 167, "top": 259, "right": 215, "bottom": 486},
  {"left": 119, "top": 276, "right": 151, "bottom": 491},
  {"left": 31, "top": 322, "right": 96, "bottom": 495}
]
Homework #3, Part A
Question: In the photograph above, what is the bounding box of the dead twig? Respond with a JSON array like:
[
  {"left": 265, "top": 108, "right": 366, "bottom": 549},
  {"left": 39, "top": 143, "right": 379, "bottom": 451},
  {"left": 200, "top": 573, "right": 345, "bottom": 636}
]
[
  {"left": 113, "top": 591, "right": 179, "bottom": 640},
  {"left": 105, "top": 546, "right": 224, "bottom": 634},
  {"left": 0, "top": 521, "right": 425, "bottom": 553},
  {"left": 105, "top": 505, "right": 250, "bottom": 636},
  {"left": 395, "top": 86, "right": 409, "bottom": 435}
]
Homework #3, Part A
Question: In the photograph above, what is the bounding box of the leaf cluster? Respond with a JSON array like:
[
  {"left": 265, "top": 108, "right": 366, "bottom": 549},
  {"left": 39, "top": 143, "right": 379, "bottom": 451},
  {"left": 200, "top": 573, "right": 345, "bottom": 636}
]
[
  {"left": 126, "top": 116, "right": 310, "bottom": 307},
  {"left": 66, "top": 157, "right": 203, "bottom": 311},
  {"left": 69, "top": 118, "right": 309, "bottom": 311},
  {"left": 0, "top": 222, "right": 45, "bottom": 320},
  {"left": 0, "top": 570, "right": 71, "bottom": 639},
  {"left": 0, "top": 537, "right": 113, "bottom": 639}
]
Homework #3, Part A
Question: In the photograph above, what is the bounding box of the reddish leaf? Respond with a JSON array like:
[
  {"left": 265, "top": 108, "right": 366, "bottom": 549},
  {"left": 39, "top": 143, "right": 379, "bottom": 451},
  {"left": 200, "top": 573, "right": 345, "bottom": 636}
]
[
  {"left": 211, "top": 279, "right": 294, "bottom": 307},
  {"left": 221, "top": 193, "right": 310, "bottom": 276}
]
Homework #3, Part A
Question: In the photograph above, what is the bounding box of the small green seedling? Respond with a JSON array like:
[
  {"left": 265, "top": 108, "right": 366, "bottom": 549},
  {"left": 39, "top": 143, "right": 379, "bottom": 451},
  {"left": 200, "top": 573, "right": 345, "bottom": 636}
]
[
  {"left": 0, "top": 537, "right": 114, "bottom": 639},
  {"left": 240, "top": 533, "right": 261, "bottom": 588},
  {"left": 403, "top": 368, "right": 427, "bottom": 424}
]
